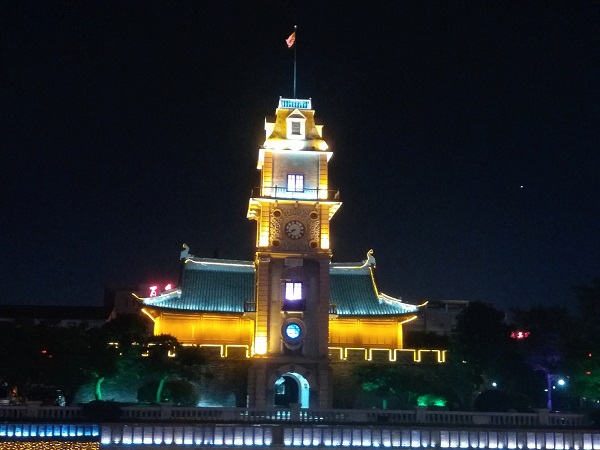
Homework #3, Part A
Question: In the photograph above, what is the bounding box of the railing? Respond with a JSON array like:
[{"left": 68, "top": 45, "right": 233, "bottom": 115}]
[
  {"left": 282, "top": 299, "right": 306, "bottom": 312},
  {"left": 0, "top": 405, "right": 85, "bottom": 421},
  {"left": 250, "top": 187, "right": 340, "bottom": 201},
  {"left": 0, "top": 405, "right": 588, "bottom": 428}
]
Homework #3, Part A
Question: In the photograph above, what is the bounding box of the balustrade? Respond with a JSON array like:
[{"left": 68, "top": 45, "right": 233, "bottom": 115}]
[{"left": 0, "top": 404, "right": 588, "bottom": 427}]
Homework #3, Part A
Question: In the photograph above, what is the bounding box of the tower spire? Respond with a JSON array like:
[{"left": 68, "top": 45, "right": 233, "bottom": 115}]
[
  {"left": 293, "top": 25, "right": 297, "bottom": 98},
  {"left": 286, "top": 26, "right": 298, "bottom": 98}
]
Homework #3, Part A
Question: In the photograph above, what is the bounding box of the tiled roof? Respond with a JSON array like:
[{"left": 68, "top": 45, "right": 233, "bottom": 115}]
[
  {"left": 142, "top": 259, "right": 254, "bottom": 313},
  {"left": 142, "top": 258, "right": 417, "bottom": 317},
  {"left": 330, "top": 263, "right": 417, "bottom": 316}
]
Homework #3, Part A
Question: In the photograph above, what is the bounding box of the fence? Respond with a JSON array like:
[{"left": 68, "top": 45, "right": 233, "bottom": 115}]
[{"left": 0, "top": 404, "right": 588, "bottom": 427}]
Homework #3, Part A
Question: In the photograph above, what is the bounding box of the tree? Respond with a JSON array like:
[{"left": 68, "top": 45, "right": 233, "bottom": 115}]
[
  {"left": 566, "top": 277, "right": 600, "bottom": 406},
  {"left": 510, "top": 307, "right": 571, "bottom": 409},
  {"left": 0, "top": 321, "right": 121, "bottom": 403},
  {"left": 449, "top": 302, "right": 524, "bottom": 405},
  {"left": 353, "top": 364, "right": 457, "bottom": 409},
  {"left": 83, "top": 327, "right": 120, "bottom": 401},
  {"left": 102, "top": 314, "right": 152, "bottom": 351},
  {"left": 138, "top": 335, "right": 207, "bottom": 404},
  {"left": 573, "top": 277, "right": 600, "bottom": 350},
  {"left": 0, "top": 322, "right": 39, "bottom": 389},
  {"left": 86, "top": 314, "right": 152, "bottom": 401}
]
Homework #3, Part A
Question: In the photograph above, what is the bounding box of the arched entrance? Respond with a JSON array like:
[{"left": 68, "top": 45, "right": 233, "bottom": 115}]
[{"left": 273, "top": 372, "right": 310, "bottom": 408}]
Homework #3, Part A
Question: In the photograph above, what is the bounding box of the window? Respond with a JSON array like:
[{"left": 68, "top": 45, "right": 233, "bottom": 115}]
[
  {"left": 285, "top": 282, "right": 302, "bottom": 300},
  {"left": 283, "top": 282, "right": 305, "bottom": 311},
  {"left": 291, "top": 121, "right": 301, "bottom": 135},
  {"left": 287, "top": 174, "right": 304, "bottom": 192}
]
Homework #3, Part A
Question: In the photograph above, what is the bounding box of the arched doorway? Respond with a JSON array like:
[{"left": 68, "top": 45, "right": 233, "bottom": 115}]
[{"left": 273, "top": 372, "right": 310, "bottom": 408}]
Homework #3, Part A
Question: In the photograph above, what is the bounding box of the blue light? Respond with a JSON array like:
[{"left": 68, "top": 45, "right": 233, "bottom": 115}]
[
  {"left": 285, "top": 323, "right": 301, "bottom": 340},
  {"left": 279, "top": 99, "right": 311, "bottom": 109}
]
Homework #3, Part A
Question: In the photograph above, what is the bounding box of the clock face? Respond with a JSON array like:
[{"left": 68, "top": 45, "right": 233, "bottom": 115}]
[{"left": 284, "top": 220, "right": 305, "bottom": 239}]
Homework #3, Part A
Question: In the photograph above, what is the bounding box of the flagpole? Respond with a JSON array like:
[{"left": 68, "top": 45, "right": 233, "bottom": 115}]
[{"left": 293, "top": 25, "right": 297, "bottom": 99}]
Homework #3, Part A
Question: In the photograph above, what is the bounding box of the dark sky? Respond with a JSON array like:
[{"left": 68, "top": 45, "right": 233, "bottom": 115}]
[{"left": 1, "top": 2, "right": 599, "bottom": 311}]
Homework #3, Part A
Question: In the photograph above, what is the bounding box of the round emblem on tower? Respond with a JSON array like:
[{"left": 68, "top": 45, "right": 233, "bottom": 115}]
[{"left": 281, "top": 318, "right": 306, "bottom": 350}]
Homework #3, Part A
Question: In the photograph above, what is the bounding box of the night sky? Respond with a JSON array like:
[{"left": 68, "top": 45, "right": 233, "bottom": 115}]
[{"left": 2, "top": 2, "right": 599, "bottom": 311}]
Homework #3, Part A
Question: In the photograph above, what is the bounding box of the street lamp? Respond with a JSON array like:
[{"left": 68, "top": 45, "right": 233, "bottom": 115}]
[{"left": 546, "top": 374, "right": 566, "bottom": 410}]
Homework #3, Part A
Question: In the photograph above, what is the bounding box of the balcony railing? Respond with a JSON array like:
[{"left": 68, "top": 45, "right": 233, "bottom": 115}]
[
  {"left": 250, "top": 187, "right": 340, "bottom": 201},
  {"left": 282, "top": 299, "right": 306, "bottom": 312}
]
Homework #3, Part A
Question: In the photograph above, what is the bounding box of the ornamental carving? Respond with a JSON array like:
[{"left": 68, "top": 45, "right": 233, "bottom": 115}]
[
  {"left": 270, "top": 212, "right": 282, "bottom": 244},
  {"left": 309, "top": 211, "right": 320, "bottom": 241},
  {"left": 282, "top": 207, "right": 309, "bottom": 218},
  {"left": 281, "top": 240, "right": 309, "bottom": 252}
]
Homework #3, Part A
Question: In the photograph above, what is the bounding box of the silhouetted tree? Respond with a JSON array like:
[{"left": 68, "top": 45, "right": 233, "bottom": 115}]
[
  {"left": 449, "top": 302, "right": 524, "bottom": 405},
  {"left": 138, "top": 335, "right": 206, "bottom": 404},
  {"left": 510, "top": 306, "right": 571, "bottom": 409},
  {"left": 567, "top": 278, "right": 600, "bottom": 406}
]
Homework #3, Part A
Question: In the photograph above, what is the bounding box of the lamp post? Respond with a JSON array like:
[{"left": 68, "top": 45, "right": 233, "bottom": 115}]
[{"left": 545, "top": 374, "right": 566, "bottom": 411}]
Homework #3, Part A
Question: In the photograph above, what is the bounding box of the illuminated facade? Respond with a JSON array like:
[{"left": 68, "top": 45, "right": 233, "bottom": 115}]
[{"left": 140, "top": 98, "right": 420, "bottom": 409}]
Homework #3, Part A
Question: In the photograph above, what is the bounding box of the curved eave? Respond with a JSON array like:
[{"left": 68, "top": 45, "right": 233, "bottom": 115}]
[
  {"left": 330, "top": 260, "right": 420, "bottom": 317},
  {"left": 136, "top": 289, "right": 182, "bottom": 306},
  {"left": 334, "top": 312, "right": 418, "bottom": 319},
  {"left": 141, "top": 304, "right": 246, "bottom": 316},
  {"left": 378, "top": 293, "right": 419, "bottom": 314}
]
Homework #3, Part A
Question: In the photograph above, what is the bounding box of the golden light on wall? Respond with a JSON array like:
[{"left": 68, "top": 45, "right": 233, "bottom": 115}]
[
  {"left": 317, "top": 140, "right": 329, "bottom": 151},
  {"left": 259, "top": 211, "right": 270, "bottom": 247},
  {"left": 329, "top": 318, "right": 399, "bottom": 348},
  {"left": 152, "top": 314, "right": 253, "bottom": 346},
  {"left": 254, "top": 335, "right": 267, "bottom": 355},
  {"left": 259, "top": 232, "right": 269, "bottom": 247}
]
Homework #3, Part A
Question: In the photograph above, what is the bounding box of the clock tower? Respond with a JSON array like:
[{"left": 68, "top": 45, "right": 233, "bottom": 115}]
[{"left": 247, "top": 97, "right": 341, "bottom": 409}]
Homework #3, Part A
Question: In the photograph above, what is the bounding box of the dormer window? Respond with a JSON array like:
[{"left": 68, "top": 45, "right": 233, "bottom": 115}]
[
  {"left": 287, "top": 174, "right": 304, "bottom": 192},
  {"left": 291, "top": 122, "right": 301, "bottom": 135},
  {"left": 286, "top": 110, "right": 306, "bottom": 139}
]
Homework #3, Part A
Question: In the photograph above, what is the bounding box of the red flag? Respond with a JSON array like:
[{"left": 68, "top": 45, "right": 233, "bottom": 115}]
[{"left": 286, "top": 32, "right": 296, "bottom": 48}]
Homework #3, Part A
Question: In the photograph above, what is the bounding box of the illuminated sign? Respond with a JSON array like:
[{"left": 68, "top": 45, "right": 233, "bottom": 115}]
[
  {"left": 510, "top": 330, "right": 530, "bottom": 339},
  {"left": 279, "top": 98, "right": 311, "bottom": 110},
  {"left": 149, "top": 284, "right": 173, "bottom": 297}
]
